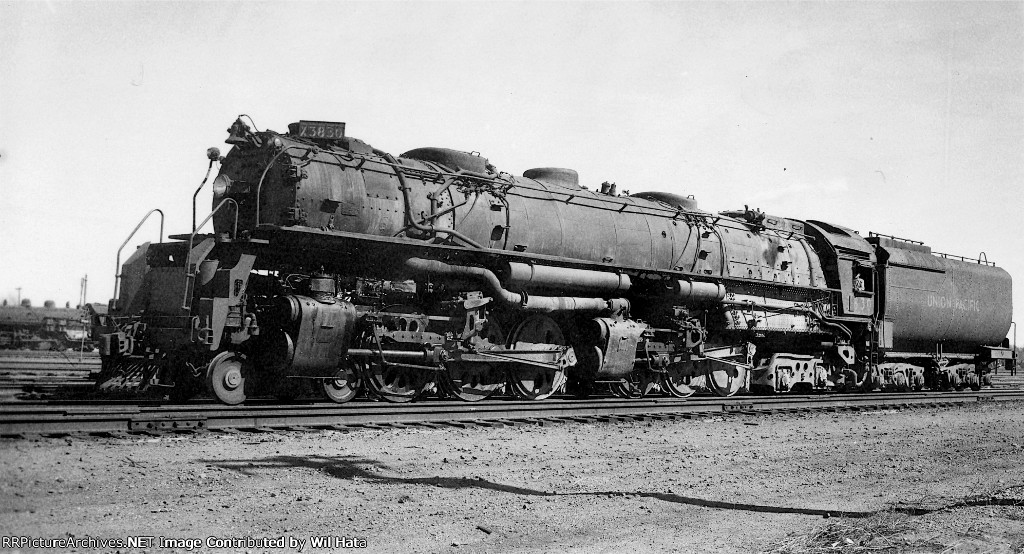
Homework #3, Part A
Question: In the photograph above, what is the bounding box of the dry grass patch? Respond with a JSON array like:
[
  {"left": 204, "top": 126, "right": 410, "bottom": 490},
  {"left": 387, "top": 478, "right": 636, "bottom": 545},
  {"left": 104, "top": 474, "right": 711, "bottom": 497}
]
[{"left": 766, "top": 510, "right": 947, "bottom": 554}]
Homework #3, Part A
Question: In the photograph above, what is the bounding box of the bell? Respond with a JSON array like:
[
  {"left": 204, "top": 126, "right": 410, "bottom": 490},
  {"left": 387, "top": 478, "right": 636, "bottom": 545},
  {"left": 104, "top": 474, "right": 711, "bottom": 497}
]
[{"left": 225, "top": 118, "right": 252, "bottom": 146}]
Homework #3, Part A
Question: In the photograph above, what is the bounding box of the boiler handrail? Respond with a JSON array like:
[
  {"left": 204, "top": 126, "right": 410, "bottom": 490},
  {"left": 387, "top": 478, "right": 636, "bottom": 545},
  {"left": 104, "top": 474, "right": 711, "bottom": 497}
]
[
  {"left": 182, "top": 198, "right": 239, "bottom": 310},
  {"left": 192, "top": 154, "right": 220, "bottom": 234},
  {"left": 253, "top": 146, "right": 306, "bottom": 228}
]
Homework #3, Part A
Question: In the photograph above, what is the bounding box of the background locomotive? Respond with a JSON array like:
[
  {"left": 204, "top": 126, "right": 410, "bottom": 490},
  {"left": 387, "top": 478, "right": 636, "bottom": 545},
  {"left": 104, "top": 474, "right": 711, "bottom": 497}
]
[
  {"left": 0, "top": 299, "right": 98, "bottom": 351},
  {"left": 94, "top": 117, "right": 1014, "bottom": 404}
]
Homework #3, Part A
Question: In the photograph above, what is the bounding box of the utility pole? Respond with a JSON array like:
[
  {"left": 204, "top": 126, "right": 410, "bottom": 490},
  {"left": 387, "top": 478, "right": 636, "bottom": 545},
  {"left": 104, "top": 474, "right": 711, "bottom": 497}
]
[
  {"left": 15, "top": 287, "right": 21, "bottom": 305},
  {"left": 79, "top": 275, "right": 88, "bottom": 307},
  {"left": 79, "top": 275, "right": 89, "bottom": 360}
]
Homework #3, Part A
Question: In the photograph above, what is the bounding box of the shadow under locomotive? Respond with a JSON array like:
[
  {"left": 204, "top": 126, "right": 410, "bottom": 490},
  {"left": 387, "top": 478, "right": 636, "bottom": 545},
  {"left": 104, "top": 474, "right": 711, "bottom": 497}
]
[
  {"left": 204, "top": 453, "right": 923, "bottom": 518},
  {"left": 93, "top": 117, "right": 1015, "bottom": 405}
]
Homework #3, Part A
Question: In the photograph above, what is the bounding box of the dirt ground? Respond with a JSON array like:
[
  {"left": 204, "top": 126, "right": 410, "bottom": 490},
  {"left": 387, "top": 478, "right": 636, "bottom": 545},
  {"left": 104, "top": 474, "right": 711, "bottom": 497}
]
[{"left": 3, "top": 401, "right": 1024, "bottom": 553}]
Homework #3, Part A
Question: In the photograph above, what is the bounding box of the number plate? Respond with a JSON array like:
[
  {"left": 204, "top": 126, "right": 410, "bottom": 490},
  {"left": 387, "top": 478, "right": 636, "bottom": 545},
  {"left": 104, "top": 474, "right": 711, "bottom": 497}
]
[{"left": 293, "top": 120, "right": 345, "bottom": 140}]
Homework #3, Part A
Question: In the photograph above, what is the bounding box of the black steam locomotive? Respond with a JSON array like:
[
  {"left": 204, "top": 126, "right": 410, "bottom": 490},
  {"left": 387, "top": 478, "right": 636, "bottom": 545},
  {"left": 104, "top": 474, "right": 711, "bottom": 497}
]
[
  {"left": 0, "top": 300, "right": 97, "bottom": 351},
  {"left": 94, "top": 117, "right": 1014, "bottom": 404}
]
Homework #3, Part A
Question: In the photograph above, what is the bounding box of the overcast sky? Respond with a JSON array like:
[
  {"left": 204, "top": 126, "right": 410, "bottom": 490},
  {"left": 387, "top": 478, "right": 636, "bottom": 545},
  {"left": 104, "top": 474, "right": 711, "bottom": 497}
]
[{"left": 1, "top": 1, "right": 1021, "bottom": 337}]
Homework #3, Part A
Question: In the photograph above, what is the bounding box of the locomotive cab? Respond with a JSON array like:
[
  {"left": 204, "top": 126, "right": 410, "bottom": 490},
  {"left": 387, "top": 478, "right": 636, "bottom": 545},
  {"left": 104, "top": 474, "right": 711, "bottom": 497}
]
[{"left": 804, "top": 220, "right": 875, "bottom": 317}]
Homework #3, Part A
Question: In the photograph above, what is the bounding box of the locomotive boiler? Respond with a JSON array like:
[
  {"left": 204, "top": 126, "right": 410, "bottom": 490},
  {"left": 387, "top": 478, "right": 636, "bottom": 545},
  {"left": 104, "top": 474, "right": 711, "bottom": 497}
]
[{"left": 94, "top": 117, "right": 1014, "bottom": 404}]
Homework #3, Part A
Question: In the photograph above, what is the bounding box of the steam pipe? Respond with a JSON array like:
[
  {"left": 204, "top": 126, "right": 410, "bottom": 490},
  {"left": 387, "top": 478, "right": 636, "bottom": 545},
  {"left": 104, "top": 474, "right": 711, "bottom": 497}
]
[
  {"left": 721, "top": 299, "right": 853, "bottom": 339},
  {"left": 671, "top": 280, "right": 726, "bottom": 302},
  {"left": 381, "top": 151, "right": 484, "bottom": 249},
  {"left": 405, "top": 257, "right": 629, "bottom": 314},
  {"left": 503, "top": 262, "right": 631, "bottom": 294}
]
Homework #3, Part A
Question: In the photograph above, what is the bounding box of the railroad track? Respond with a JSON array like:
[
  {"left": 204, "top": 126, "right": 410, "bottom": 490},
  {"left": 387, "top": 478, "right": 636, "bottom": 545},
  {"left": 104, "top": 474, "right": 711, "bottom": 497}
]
[
  {"left": 0, "top": 351, "right": 100, "bottom": 373},
  {"left": 0, "top": 351, "right": 100, "bottom": 396},
  {"left": 3, "top": 390, "right": 1021, "bottom": 438},
  {"left": 0, "top": 349, "right": 99, "bottom": 358}
]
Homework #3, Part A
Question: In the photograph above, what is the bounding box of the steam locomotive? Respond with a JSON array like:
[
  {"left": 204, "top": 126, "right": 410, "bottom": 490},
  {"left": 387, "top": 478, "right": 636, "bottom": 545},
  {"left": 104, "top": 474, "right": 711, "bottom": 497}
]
[
  {"left": 94, "top": 117, "right": 1014, "bottom": 404},
  {"left": 0, "top": 300, "right": 96, "bottom": 351}
]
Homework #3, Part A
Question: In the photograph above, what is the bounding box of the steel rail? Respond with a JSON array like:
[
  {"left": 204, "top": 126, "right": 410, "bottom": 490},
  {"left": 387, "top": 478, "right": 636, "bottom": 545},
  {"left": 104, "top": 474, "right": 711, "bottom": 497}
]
[
  {"left": 0, "top": 351, "right": 100, "bottom": 359},
  {"left": 2, "top": 390, "right": 1022, "bottom": 438},
  {"left": 0, "top": 363, "right": 98, "bottom": 373}
]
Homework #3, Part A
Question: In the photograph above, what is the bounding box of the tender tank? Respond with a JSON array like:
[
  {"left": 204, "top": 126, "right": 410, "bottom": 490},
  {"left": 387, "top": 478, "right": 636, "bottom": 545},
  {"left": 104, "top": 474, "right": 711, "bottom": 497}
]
[{"left": 875, "top": 242, "right": 1012, "bottom": 353}]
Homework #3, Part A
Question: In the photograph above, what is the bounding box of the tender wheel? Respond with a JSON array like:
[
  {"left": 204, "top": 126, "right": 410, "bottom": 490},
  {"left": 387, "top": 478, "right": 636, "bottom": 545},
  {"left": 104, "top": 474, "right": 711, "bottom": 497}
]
[
  {"left": 861, "top": 367, "right": 882, "bottom": 392},
  {"left": 321, "top": 364, "right": 362, "bottom": 403},
  {"left": 965, "top": 371, "right": 981, "bottom": 392},
  {"left": 834, "top": 368, "right": 859, "bottom": 393},
  {"left": 441, "top": 362, "right": 505, "bottom": 402},
  {"left": 889, "top": 369, "right": 910, "bottom": 393},
  {"left": 506, "top": 315, "right": 569, "bottom": 401},
  {"left": 206, "top": 351, "right": 252, "bottom": 405},
  {"left": 912, "top": 373, "right": 925, "bottom": 391}
]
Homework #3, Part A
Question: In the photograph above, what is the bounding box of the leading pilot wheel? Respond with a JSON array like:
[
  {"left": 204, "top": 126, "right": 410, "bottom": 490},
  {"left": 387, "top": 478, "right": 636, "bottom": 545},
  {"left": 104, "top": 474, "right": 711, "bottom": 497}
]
[
  {"left": 206, "top": 351, "right": 252, "bottom": 405},
  {"left": 321, "top": 363, "right": 362, "bottom": 404},
  {"left": 506, "top": 315, "right": 569, "bottom": 401}
]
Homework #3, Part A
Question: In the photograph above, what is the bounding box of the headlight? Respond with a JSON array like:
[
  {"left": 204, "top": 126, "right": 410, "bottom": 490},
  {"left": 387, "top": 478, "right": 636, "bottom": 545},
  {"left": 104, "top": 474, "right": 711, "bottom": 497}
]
[{"left": 212, "top": 174, "right": 231, "bottom": 198}]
